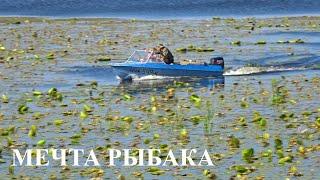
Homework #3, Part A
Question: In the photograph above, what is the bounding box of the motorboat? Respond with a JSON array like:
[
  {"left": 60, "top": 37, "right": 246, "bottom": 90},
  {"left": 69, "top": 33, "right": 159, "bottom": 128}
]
[{"left": 110, "top": 50, "right": 224, "bottom": 80}]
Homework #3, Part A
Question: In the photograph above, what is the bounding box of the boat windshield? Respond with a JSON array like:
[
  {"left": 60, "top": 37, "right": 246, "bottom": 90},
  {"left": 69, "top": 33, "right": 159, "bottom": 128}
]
[{"left": 127, "top": 50, "right": 162, "bottom": 63}]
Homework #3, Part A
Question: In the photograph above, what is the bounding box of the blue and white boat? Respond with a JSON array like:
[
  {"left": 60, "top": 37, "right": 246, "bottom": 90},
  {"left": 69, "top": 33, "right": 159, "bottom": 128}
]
[{"left": 110, "top": 50, "right": 224, "bottom": 80}]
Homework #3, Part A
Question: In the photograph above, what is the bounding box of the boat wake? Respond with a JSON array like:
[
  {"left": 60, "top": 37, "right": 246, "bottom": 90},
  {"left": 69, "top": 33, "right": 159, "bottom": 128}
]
[
  {"left": 224, "top": 66, "right": 307, "bottom": 76},
  {"left": 132, "top": 75, "right": 177, "bottom": 81}
]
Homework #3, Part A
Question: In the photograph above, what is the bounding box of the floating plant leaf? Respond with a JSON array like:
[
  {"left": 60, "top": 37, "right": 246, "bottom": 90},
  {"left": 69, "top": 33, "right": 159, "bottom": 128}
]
[
  {"left": 153, "top": 133, "right": 160, "bottom": 139},
  {"left": 190, "top": 94, "right": 201, "bottom": 103},
  {"left": 315, "top": 117, "right": 320, "bottom": 128},
  {"left": 80, "top": 111, "right": 88, "bottom": 119},
  {"left": 97, "top": 56, "right": 111, "bottom": 62},
  {"left": 261, "top": 149, "right": 273, "bottom": 158},
  {"left": 148, "top": 167, "right": 165, "bottom": 175},
  {"left": 203, "top": 169, "right": 216, "bottom": 178},
  {"left": 54, "top": 119, "right": 64, "bottom": 126},
  {"left": 70, "top": 134, "right": 82, "bottom": 144},
  {"left": 259, "top": 118, "right": 267, "bottom": 127},
  {"left": 2, "top": 94, "right": 9, "bottom": 103},
  {"left": 179, "top": 129, "right": 189, "bottom": 139},
  {"left": 37, "top": 139, "right": 46, "bottom": 146},
  {"left": 121, "top": 116, "right": 134, "bottom": 123},
  {"left": 46, "top": 52, "right": 55, "bottom": 59},
  {"left": 231, "top": 41, "right": 241, "bottom": 45},
  {"left": 32, "top": 90, "right": 42, "bottom": 96},
  {"left": 48, "top": 87, "right": 57, "bottom": 96},
  {"left": 242, "top": 148, "right": 254, "bottom": 162},
  {"left": 83, "top": 104, "right": 93, "bottom": 112},
  {"left": 255, "top": 40, "right": 266, "bottom": 45},
  {"left": 7, "top": 137, "right": 13, "bottom": 146},
  {"left": 28, "top": 125, "right": 37, "bottom": 137},
  {"left": 18, "top": 104, "right": 29, "bottom": 114},
  {"left": 278, "top": 156, "right": 292, "bottom": 164},
  {"left": 176, "top": 48, "right": 187, "bottom": 53},
  {"left": 240, "top": 100, "right": 249, "bottom": 108},
  {"left": 274, "top": 137, "right": 283, "bottom": 150},
  {"left": 123, "top": 94, "right": 133, "bottom": 101},
  {"left": 289, "top": 39, "right": 304, "bottom": 44},
  {"left": 234, "top": 165, "right": 248, "bottom": 173},
  {"left": 228, "top": 136, "right": 240, "bottom": 148},
  {"left": 9, "top": 165, "right": 14, "bottom": 175},
  {"left": 190, "top": 115, "right": 204, "bottom": 124}
]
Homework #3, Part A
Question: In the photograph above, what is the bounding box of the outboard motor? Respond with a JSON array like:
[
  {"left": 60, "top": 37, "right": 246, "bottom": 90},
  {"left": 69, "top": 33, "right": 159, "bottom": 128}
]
[{"left": 210, "top": 57, "right": 224, "bottom": 68}]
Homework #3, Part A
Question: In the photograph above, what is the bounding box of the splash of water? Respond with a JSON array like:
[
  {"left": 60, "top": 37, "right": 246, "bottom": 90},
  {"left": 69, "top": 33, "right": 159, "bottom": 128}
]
[{"left": 224, "top": 66, "right": 307, "bottom": 76}]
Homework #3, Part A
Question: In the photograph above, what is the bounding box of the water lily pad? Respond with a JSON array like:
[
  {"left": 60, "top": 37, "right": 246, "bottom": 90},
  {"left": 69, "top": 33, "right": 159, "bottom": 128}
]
[
  {"left": 18, "top": 104, "right": 29, "bottom": 114},
  {"left": 176, "top": 48, "right": 187, "bottom": 53},
  {"left": 54, "top": 119, "right": 64, "bottom": 126},
  {"left": 231, "top": 41, "right": 241, "bottom": 45},
  {"left": 255, "top": 40, "right": 266, "bottom": 45},
  {"left": 28, "top": 125, "right": 37, "bottom": 137},
  {"left": 242, "top": 148, "right": 254, "bottom": 162},
  {"left": 97, "top": 56, "right": 111, "bottom": 61},
  {"left": 1, "top": 94, "right": 9, "bottom": 103},
  {"left": 37, "top": 139, "right": 46, "bottom": 146}
]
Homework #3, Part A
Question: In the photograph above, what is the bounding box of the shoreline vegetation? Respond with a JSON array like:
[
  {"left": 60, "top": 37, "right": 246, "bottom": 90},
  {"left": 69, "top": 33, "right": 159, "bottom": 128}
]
[
  {"left": 0, "top": 15, "right": 319, "bottom": 63},
  {"left": 0, "top": 15, "right": 320, "bottom": 179}
]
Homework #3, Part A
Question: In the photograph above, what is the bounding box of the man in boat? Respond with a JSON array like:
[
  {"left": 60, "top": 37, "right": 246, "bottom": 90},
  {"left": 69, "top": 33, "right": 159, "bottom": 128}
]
[{"left": 154, "top": 44, "right": 174, "bottom": 64}]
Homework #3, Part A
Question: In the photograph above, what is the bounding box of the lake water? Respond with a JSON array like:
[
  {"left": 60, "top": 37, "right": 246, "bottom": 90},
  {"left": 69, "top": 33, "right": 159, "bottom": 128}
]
[
  {"left": 0, "top": 4, "right": 320, "bottom": 179},
  {"left": 0, "top": 0, "right": 320, "bottom": 19}
]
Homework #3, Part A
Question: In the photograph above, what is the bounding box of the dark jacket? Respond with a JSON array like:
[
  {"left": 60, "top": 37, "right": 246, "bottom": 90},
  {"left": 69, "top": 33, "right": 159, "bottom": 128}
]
[{"left": 160, "top": 47, "right": 174, "bottom": 64}]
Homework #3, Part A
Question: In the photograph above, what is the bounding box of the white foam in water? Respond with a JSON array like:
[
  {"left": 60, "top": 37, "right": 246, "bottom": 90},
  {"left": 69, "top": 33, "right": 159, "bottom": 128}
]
[
  {"left": 224, "top": 66, "right": 306, "bottom": 76},
  {"left": 133, "top": 75, "right": 176, "bottom": 81}
]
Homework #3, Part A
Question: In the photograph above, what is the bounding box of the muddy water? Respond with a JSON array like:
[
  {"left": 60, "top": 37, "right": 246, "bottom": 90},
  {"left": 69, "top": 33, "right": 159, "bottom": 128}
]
[{"left": 0, "top": 17, "right": 320, "bottom": 179}]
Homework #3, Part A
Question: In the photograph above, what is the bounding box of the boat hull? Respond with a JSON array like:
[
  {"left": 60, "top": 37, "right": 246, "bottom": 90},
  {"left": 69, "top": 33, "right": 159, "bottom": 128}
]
[{"left": 111, "top": 62, "right": 224, "bottom": 80}]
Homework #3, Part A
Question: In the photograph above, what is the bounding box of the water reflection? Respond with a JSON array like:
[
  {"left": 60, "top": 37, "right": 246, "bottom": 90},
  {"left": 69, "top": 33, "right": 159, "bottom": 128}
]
[{"left": 118, "top": 76, "right": 225, "bottom": 91}]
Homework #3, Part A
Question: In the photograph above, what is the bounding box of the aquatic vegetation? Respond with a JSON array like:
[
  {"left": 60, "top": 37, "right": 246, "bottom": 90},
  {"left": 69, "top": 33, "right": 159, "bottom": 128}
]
[
  {"left": 179, "top": 129, "right": 189, "bottom": 139},
  {"left": 28, "top": 125, "right": 37, "bottom": 137},
  {"left": 83, "top": 104, "right": 93, "bottom": 112},
  {"left": 278, "top": 156, "right": 292, "bottom": 164},
  {"left": 80, "top": 168, "right": 104, "bottom": 177},
  {"left": 289, "top": 39, "right": 304, "bottom": 44},
  {"left": 277, "top": 40, "right": 289, "bottom": 44},
  {"left": 271, "top": 79, "right": 289, "bottom": 105},
  {"left": 18, "top": 104, "right": 29, "bottom": 114},
  {"left": 240, "top": 99, "right": 249, "bottom": 108},
  {"left": 190, "top": 94, "right": 201, "bottom": 103},
  {"left": 54, "top": 119, "right": 64, "bottom": 126},
  {"left": 231, "top": 40, "right": 241, "bottom": 45},
  {"left": 175, "top": 45, "right": 213, "bottom": 53},
  {"left": 37, "top": 139, "right": 46, "bottom": 146},
  {"left": 47, "top": 88, "right": 63, "bottom": 101},
  {"left": 196, "top": 47, "right": 214, "bottom": 52},
  {"left": 32, "top": 90, "right": 43, "bottom": 96},
  {"left": 123, "top": 94, "right": 133, "bottom": 101},
  {"left": 1, "top": 94, "right": 9, "bottom": 103},
  {"left": 227, "top": 135, "right": 240, "bottom": 148},
  {"left": 46, "top": 52, "right": 55, "bottom": 59},
  {"left": 315, "top": 117, "right": 320, "bottom": 128},
  {"left": 80, "top": 111, "right": 88, "bottom": 119},
  {"left": 121, "top": 116, "right": 134, "bottom": 123},
  {"left": 148, "top": 167, "right": 165, "bottom": 175},
  {"left": 175, "top": 47, "right": 187, "bottom": 53},
  {"left": 96, "top": 56, "right": 111, "bottom": 61},
  {"left": 255, "top": 40, "right": 266, "bottom": 45},
  {"left": 203, "top": 169, "right": 216, "bottom": 179},
  {"left": 241, "top": 148, "right": 254, "bottom": 163},
  {"left": 0, "top": 16, "right": 319, "bottom": 179}
]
